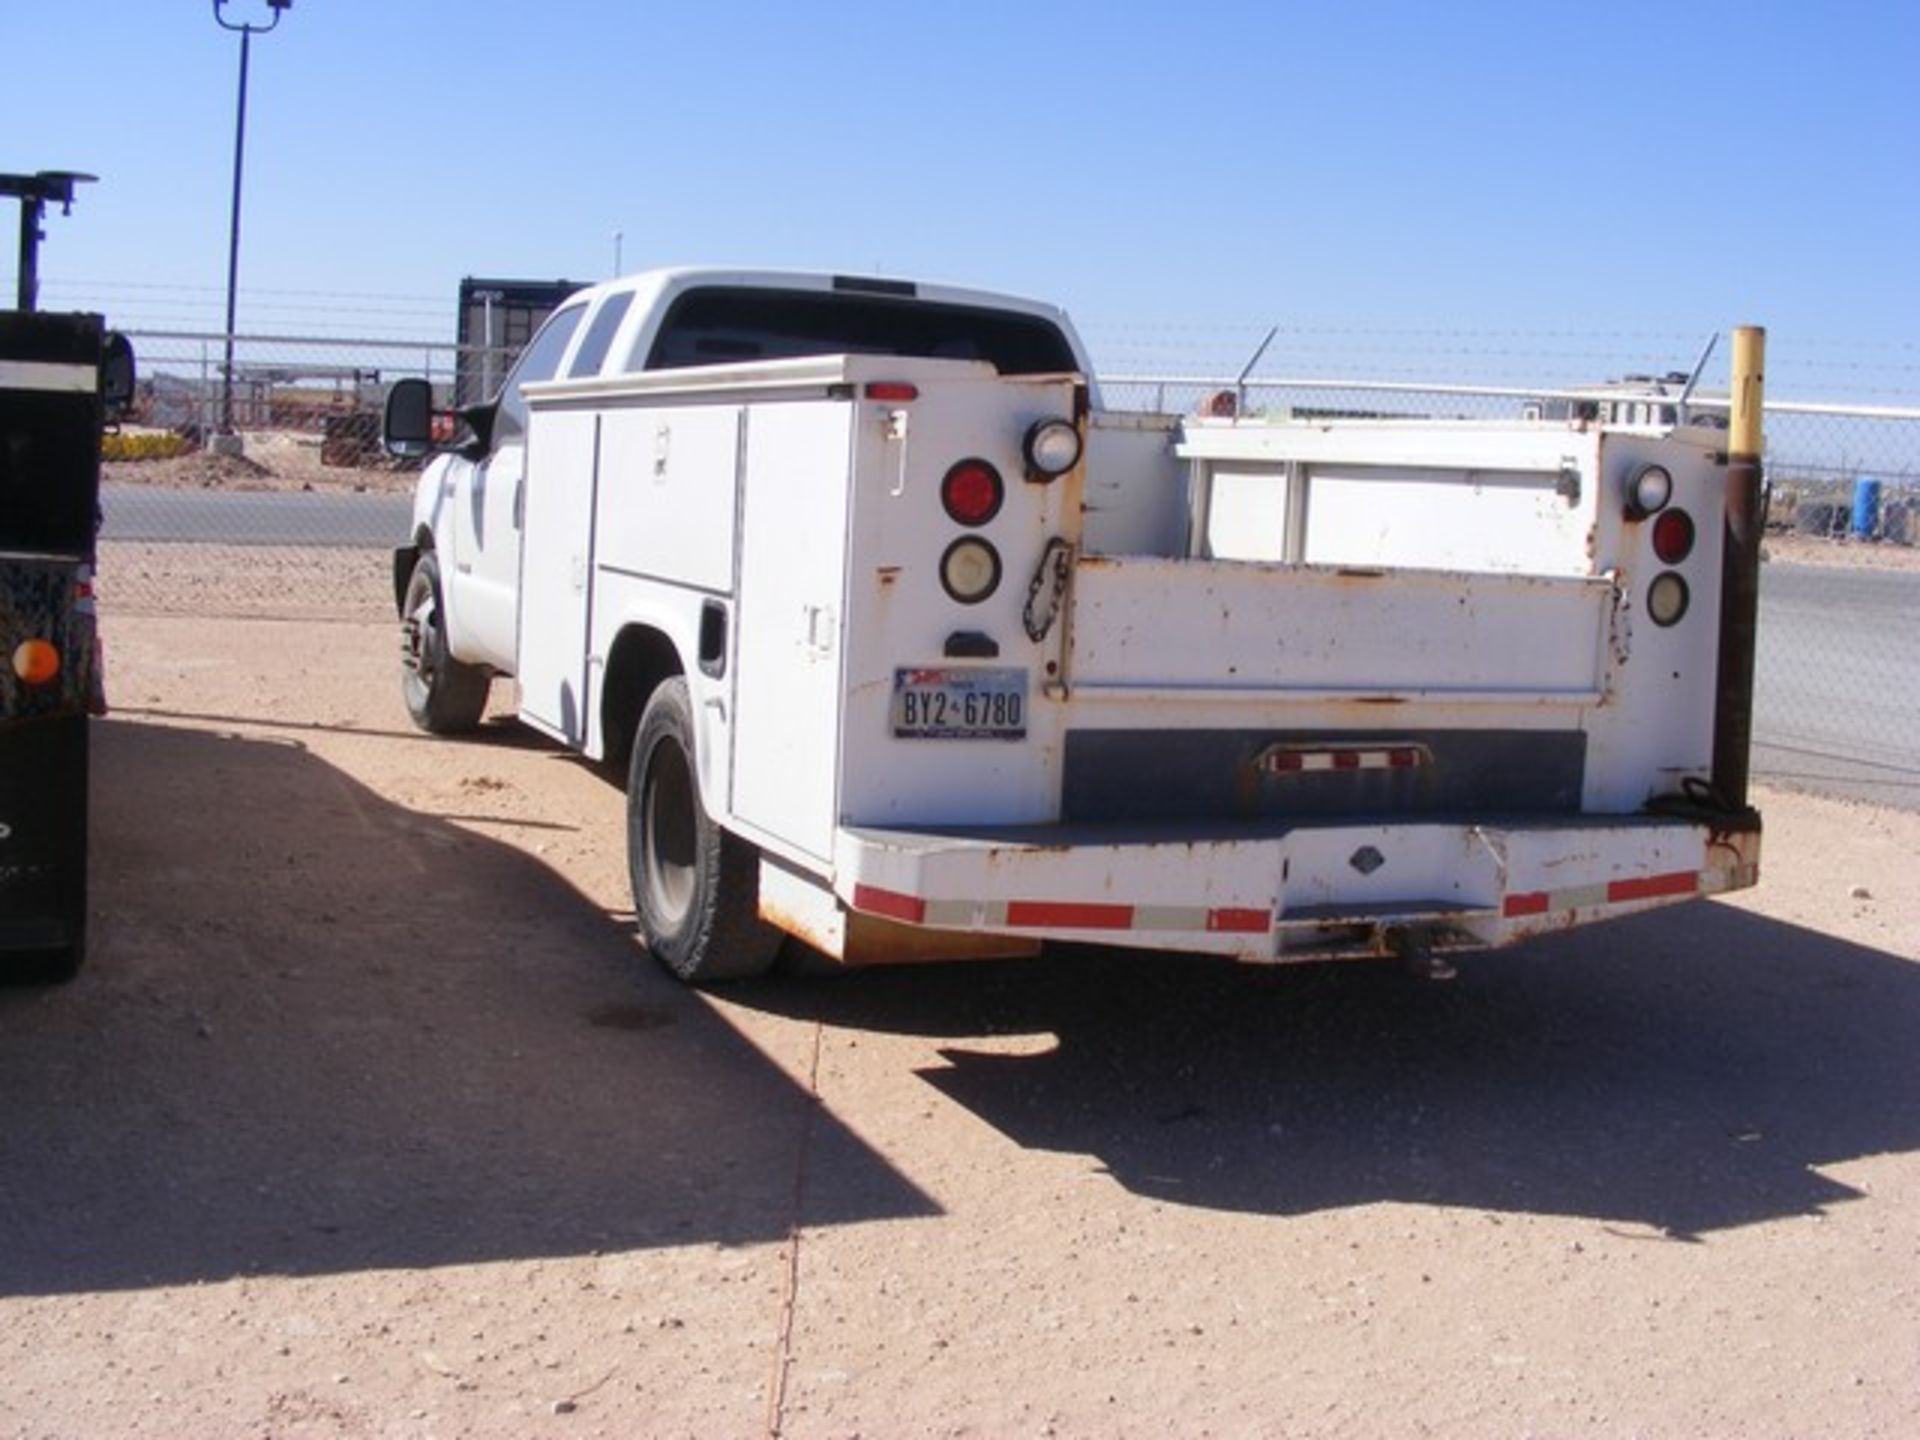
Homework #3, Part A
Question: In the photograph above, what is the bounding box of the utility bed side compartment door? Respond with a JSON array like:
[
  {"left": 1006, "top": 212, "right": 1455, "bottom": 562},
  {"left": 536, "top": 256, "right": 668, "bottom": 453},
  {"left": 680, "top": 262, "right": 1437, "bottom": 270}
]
[
  {"left": 729, "top": 402, "right": 855, "bottom": 862},
  {"left": 516, "top": 408, "right": 602, "bottom": 743}
]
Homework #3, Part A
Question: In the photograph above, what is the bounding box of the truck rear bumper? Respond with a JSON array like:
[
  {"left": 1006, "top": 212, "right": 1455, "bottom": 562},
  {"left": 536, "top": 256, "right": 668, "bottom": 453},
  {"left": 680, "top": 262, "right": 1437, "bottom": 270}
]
[{"left": 834, "top": 814, "right": 1760, "bottom": 962}]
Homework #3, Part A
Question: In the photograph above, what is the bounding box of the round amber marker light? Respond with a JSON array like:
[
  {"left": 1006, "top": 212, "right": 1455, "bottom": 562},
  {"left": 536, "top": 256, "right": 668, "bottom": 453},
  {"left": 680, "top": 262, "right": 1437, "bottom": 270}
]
[{"left": 13, "top": 639, "right": 61, "bottom": 686}]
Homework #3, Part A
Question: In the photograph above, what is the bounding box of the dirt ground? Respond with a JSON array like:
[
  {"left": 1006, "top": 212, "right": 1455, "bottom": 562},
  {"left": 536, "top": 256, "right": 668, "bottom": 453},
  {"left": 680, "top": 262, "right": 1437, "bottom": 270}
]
[
  {"left": 1763, "top": 530, "right": 1920, "bottom": 573},
  {"left": 103, "top": 430, "right": 415, "bottom": 496},
  {"left": 3, "top": 586, "right": 1919, "bottom": 1438}
]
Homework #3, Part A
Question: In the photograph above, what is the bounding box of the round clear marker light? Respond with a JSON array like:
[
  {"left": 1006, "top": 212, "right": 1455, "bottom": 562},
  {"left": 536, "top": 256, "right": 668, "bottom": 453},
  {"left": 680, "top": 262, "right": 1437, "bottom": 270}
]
[
  {"left": 1647, "top": 571, "right": 1690, "bottom": 626},
  {"left": 1627, "top": 463, "right": 1673, "bottom": 518},
  {"left": 939, "top": 537, "right": 1002, "bottom": 604},
  {"left": 1023, "top": 418, "right": 1082, "bottom": 479}
]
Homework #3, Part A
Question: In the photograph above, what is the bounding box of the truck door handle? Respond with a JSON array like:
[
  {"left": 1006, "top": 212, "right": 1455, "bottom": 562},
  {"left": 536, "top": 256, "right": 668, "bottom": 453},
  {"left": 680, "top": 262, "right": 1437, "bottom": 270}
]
[{"left": 804, "top": 604, "right": 836, "bottom": 653}]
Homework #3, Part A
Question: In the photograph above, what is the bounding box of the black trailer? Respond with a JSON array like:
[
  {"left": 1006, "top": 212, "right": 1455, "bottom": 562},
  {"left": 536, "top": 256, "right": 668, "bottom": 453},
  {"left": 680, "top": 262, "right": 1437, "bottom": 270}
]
[
  {"left": 0, "top": 310, "right": 109, "bottom": 982},
  {"left": 454, "top": 276, "right": 584, "bottom": 408}
]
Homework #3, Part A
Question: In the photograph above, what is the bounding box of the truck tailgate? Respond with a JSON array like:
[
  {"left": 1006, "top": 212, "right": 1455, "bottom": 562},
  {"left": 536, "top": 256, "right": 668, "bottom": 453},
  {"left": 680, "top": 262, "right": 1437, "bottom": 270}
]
[{"left": 1067, "top": 556, "right": 1615, "bottom": 704}]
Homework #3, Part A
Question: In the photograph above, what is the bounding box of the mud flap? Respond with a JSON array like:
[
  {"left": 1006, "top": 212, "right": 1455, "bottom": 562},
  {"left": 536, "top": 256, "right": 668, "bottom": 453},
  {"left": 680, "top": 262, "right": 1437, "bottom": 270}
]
[{"left": 0, "top": 715, "right": 88, "bottom": 965}]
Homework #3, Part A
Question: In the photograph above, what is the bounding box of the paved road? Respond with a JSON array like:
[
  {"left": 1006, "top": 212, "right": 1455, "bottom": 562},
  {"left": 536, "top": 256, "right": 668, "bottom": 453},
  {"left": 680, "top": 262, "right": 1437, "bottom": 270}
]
[
  {"left": 95, "top": 485, "right": 1920, "bottom": 805},
  {"left": 1756, "top": 562, "right": 1920, "bottom": 809},
  {"left": 99, "top": 482, "right": 410, "bottom": 547}
]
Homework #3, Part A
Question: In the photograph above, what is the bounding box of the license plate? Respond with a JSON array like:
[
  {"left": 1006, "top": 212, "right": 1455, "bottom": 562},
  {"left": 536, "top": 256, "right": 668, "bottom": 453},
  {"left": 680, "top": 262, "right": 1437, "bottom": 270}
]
[{"left": 891, "top": 667, "right": 1027, "bottom": 740}]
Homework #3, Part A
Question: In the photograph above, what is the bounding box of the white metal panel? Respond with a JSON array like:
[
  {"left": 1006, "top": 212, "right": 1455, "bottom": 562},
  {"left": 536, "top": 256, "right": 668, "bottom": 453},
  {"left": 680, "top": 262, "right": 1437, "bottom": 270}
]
[
  {"left": 1082, "top": 412, "right": 1185, "bottom": 556},
  {"left": 730, "top": 402, "right": 855, "bottom": 861},
  {"left": 515, "top": 410, "right": 601, "bottom": 743},
  {"left": 1303, "top": 465, "right": 1585, "bottom": 575},
  {"left": 1203, "top": 466, "right": 1292, "bottom": 561},
  {"left": 1179, "top": 418, "right": 1598, "bottom": 474},
  {"left": 1578, "top": 432, "right": 1726, "bottom": 807},
  {"left": 595, "top": 405, "right": 741, "bottom": 592},
  {"left": 1069, "top": 558, "right": 1612, "bottom": 698},
  {"left": 831, "top": 373, "right": 1081, "bottom": 829}
]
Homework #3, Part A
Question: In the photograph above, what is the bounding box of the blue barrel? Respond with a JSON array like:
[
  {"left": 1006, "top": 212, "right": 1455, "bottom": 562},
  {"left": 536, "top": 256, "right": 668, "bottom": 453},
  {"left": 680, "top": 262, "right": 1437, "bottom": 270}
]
[{"left": 1852, "top": 477, "right": 1882, "bottom": 539}]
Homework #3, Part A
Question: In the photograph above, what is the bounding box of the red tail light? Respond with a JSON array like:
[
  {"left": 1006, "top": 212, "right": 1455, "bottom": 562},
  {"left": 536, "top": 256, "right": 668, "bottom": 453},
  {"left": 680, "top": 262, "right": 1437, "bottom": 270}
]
[
  {"left": 941, "top": 459, "right": 1004, "bottom": 527},
  {"left": 865, "top": 382, "right": 918, "bottom": 402},
  {"left": 1652, "top": 508, "right": 1695, "bottom": 563}
]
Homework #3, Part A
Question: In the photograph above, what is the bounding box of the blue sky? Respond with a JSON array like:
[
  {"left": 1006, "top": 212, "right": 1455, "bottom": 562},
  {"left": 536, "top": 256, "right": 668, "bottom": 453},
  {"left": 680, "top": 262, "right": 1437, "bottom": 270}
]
[{"left": 5, "top": 1, "right": 1916, "bottom": 394}]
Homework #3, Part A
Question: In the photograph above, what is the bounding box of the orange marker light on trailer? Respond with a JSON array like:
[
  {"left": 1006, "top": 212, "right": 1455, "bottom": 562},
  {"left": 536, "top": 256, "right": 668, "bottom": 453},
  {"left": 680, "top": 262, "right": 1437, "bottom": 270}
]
[{"left": 12, "top": 639, "right": 61, "bottom": 686}]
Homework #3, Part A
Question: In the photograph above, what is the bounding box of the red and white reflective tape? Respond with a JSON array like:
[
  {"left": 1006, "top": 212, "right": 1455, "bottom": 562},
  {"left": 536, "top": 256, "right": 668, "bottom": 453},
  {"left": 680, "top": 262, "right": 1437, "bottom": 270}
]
[
  {"left": 852, "top": 883, "right": 1270, "bottom": 935},
  {"left": 854, "top": 862, "right": 1753, "bottom": 937},
  {"left": 1502, "top": 868, "right": 1704, "bottom": 919},
  {"left": 1258, "top": 744, "right": 1427, "bottom": 775}
]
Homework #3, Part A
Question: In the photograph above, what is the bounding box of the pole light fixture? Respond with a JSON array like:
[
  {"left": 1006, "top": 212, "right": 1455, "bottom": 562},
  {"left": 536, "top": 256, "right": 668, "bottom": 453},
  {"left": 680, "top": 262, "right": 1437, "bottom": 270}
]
[
  {"left": 211, "top": 0, "right": 292, "bottom": 452},
  {"left": 0, "top": 171, "right": 95, "bottom": 311}
]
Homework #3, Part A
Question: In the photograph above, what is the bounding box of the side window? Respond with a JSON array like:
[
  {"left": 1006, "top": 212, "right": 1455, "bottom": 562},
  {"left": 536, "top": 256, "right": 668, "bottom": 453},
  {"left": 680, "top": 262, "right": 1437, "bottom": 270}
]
[
  {"left": 566, "top": 292, "right": 634, "bottom": 378},
  {"left": 493, "top": 303, "right": 587, "bottom": 447}
]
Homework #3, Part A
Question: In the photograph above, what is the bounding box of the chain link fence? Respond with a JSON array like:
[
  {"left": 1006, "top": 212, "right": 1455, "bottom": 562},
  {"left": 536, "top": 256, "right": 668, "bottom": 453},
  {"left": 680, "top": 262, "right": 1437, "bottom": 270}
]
[
  {"left": 96, "top": 330, "right": 496, "bottom": 625},
  {"left": 95, "top": 330, "right": 1920, "bottom": 806}
]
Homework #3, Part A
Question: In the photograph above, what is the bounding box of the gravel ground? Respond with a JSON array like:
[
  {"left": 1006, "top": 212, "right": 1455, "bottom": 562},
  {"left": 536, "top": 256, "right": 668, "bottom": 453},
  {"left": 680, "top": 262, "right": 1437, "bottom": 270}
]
[{"left": 1, "top": 579, "right": 1917, "bottom": 1438}]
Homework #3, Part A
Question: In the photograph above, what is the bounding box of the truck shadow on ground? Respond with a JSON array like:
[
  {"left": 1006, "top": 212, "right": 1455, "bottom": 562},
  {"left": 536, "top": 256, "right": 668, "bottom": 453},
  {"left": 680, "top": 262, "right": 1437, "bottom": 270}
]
[
  {"left": 110, "top": 703, "right": 558, "bottom": 752},
  {"left": 0, "top": 719, "right": 933, "bottom": 1298},
  {"left": 746, "top": 900, "right": 1920, "bottom": 1240}
]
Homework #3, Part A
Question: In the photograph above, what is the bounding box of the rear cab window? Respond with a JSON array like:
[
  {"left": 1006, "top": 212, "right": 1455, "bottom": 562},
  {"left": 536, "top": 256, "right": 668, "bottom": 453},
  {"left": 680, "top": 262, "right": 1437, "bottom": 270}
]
[{"left": 632, "top": 288, "right": 1079, "bottom": 377}]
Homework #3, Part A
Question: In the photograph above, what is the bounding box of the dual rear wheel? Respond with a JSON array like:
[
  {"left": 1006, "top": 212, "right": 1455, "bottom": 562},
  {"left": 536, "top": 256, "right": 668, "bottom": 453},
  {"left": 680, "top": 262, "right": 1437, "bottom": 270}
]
[
  {"left": 397, "top": 558, "right": 776, "bottom": 984},
  {"left": 626, "top": 677, "right": 783, "bottom": 984}
]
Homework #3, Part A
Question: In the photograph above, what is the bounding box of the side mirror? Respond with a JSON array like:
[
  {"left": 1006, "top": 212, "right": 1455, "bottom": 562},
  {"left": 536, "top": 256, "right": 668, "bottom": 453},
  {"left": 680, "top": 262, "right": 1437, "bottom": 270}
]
[
  {"left": 100, "top": 331, "right": 136, "bottom": 420},
  {"left": 383, "top": 377, "right": 436, "bottom": 457}
]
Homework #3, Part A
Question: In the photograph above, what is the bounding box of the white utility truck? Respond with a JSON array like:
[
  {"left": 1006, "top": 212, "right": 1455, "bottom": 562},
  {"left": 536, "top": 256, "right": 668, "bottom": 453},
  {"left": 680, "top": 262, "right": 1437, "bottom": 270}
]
[{"left": 384, "top": 269, "right": 1763, "bottom": 984}]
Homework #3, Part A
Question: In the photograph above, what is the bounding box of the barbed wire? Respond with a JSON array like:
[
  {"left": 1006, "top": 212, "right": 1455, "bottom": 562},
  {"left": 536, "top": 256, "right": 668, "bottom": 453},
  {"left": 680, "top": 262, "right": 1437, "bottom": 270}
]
[{"left": 10, "top": 276, "right": 1916, "bottom": 403}]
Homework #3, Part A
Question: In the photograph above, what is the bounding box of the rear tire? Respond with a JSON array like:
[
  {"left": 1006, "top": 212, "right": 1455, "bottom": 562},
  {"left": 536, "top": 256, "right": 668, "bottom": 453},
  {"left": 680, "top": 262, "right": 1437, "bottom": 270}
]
[
  {"left": 6, "top": 942, "right": 82, "bottom": 987},
  {"left": 2, "top": 882, "right": 83, "bottom": 987},
  {"left": 627, "top": 678, "right": 783, "bottom": 984},
  {"left": 400, "top": 551, "right": 490, "bottom": 734}
]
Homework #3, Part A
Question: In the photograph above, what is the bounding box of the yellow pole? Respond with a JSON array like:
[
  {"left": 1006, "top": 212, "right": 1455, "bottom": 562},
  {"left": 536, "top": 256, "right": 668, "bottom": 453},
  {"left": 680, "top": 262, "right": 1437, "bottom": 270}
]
[{"left": 1728, "top": 326, "right": 1765, "bottom": 464}]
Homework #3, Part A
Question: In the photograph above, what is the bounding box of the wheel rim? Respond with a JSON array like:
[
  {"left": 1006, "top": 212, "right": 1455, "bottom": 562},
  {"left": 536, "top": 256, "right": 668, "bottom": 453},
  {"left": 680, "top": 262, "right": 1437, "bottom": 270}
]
[
  {"left": 642, "top": 735, "right": 698, "bottom": 926},
  {"left": 402, "top": 572, "right": 438, "bottom": 689}
]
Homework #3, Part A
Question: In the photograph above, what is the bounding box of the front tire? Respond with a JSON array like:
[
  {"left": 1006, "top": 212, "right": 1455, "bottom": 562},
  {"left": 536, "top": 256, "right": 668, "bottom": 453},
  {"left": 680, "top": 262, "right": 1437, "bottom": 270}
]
[
  {"left": 400, "top": 551, "right": 490, "bottom": 734},
  {"left": 627, "top": 677, "right": 782, "bottom": 984}
]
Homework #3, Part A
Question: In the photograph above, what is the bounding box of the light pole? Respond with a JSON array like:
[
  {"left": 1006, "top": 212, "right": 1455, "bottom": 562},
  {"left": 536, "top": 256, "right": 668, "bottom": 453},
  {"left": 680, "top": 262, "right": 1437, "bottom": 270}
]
[
  {"left": 211, "top": 0, "right": 291, "bottom": 454},
  {"left": 1, "top": 171, "right": 94, "bottom": 311}
]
